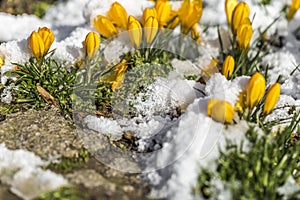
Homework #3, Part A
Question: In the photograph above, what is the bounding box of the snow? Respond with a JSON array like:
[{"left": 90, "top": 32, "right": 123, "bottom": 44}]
[
  {"left": 0, "top": 40, "right": 31, "bottom": 72},
  {"left": 103, "top": 33, "right": 131, "bottom": 63},
  {"left": 0, "top": 13, "right": 48, "bottom": 42},
  {"left": 0, "top": 0, "right": 300, "bottom": 199},
  {"left": 11, "top": 167, "right": 68, "bottom": 200},
  {"left": 205, "top": 73, "right": 241, "bottom": 106},
  {"left": 51, "top": 27, "right": 90, "bottom": 64},
  {"left": 84, "top": 76, "right": 203, "bottom": 140},
  {"left": 1, "top": 85, "right": 13, "bottom": 103},
  {"left": 0, "top": 144, "right": 68, "bottom": 200},
  {"left": 44, "top": 0, "right": 88, "bottom": 26},
  {"left": 202, "top": 0, "right": 227, "bottom": 25},
  {"left": 145, "top": 74, "right": 252, "bottom": 200},
  {"left": 265, "top": 94, "right": 300, "bottom": 132},
  {"left": 261, "top": 51, "right": 297, "bottom": 83},
  {"left": 84, "top": 115, "right": 123, "bottom": 137}
]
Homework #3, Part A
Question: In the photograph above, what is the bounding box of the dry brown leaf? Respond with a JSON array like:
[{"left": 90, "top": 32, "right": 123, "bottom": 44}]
[{"left": 36, "top": 84, "right": 59, "bottom": 107}]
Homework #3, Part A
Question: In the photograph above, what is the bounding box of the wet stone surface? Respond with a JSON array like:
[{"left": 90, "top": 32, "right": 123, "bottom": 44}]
[
  {"left": 0, "top": 108, "right": 150, "bottom": 199},
  {"left": 0, "top": 108, "right": 83, "bottom": 159}
]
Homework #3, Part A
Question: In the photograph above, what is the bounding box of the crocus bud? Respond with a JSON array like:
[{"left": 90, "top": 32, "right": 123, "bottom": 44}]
[
  {"left": 155, "top": 0, "right": 171, "bottom": 27},
  {"left": 0, "top": 55, "right": 4, "bottom": 67},
  {"left": 222, "top": 55, "right": 235, "bottom": 78},
  {"left": 237, "top": 18, "right": 252, "bottom": 50},
  {"left": 29, "top": 31, "right": 45, "bottom": 61},
  {"left": 144, "top": 16, "right": 159, "bottom": 44},
  {"left": 225, "top": 0, "right": 238, "bottom": 26},
  {"left": 231, "top": 1, "right": 250, "bottom": 35},
  {"left": 179, "top": 0, "right": 203, "bottom": 34},
  {"left": 167, "top": 14, "right": 180, "bottom": 30},
  {"left": 142, "top": 8, "right": 157, "bottom": 26},
  {"left": 235, "top": 91, "right": 246, "bottom": 113},
  {"left": 207, "top": 99, "right": 234, "bottom": 124},
  {"left": 191, "top": 23, "right": 201, "bottom": 44},
  {"left": 13, "top": 65, "right": 20, "bottom": 71},
  {"left": 128, "top": 16, "right": 142, "bottom": 48},
  {"left": 108, "top": 2, "right": 128, "bottom": 29},
  {"left": 263, "top": 82, "right": 280, "bottom": 115},
  {"left": 287, "top": 0, "right": 300, "bottom": 20},
  {"left": 37, "top": 27, "right": 54, "bottom": 54},
  {"left": 201, "top": 57, "right": 219, "bottom": 82},
  {"left": 246, "top": 72, "right": 266, "bottom": 110},
  {"left": 94, "top": 15, "right": 118, "bottom": 38},
  {"left": 84, "top": 32, "right": 101, "bottom": 60}
]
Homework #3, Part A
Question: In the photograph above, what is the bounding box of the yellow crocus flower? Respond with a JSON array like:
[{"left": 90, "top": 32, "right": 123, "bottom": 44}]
[
  {"left": 128, "top": 16, "right": 142, "bottom": 48},
  {"left": 100, "top": 59, "right": 128, "bottom": 90},
  {"left": 231, "top": 1, "right": 250, "bottom": 35},
  {"left": 263, "top": 82, "right": 280, "bottom": 115},
  {"left": 142, "top": 8, "right": 157, "bottom": 26},
  {"left": 222, "top": 55, "right": 235, "bottom": 78},
  {"left": 144, "top": 16, "right": 159, "bottom": 44},
  {"left": 155, "top": 0, "right": 171, "bottom": 27},
  {"left": 178, "top": 0, "right": 203, "bottom": 34},
  {"left": 37, "top": 27, "right": 54, "bottom": 54},
  {"left": 237, "top": 18, "right": 253, "bottom": 50},
  {"left": 29, "top": 27, "right": 55, "bottom": 61},
  {"left": 207, "top": 99, "right": 234, "bottom": 124},
  {"left": 83, "top": 32, "right": 101, "bottom": 60},
  {"left": 108, "top": 2, "right": 128, "bottom": 29},
  {"left": 111, "top": 61, "right": 127, "bottom": 90},
  {"left": 287, "top": 0, "right": 300, "bottom": 20},
  {"left": 29, "top": 31, "right": 45, "bottom": 61},
  {"left": 225, "top": 0, "right": 238, "bottom": 26},
  {"left": 94, "top": 15, "right": 118, "bottom": 38},
  {"left": 0, "top": 55, "right": 4, "bottom": 67},
  {"left": 194, "top": 0, "right": 202, "bottom": 8},
  {"left": 246, "top": 72, "right": 266, "bottom": 110}
]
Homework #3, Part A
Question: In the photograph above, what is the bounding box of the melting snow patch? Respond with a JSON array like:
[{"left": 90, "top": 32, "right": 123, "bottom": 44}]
[
  {"left": 11, "top": 167, "right": 68, "bottom": 200},
  {"left": 84, "top": 115, "right": 123, "bottom": 137},
  {"left": 0, "top": 144, "right": 68, "bottom": 200}
]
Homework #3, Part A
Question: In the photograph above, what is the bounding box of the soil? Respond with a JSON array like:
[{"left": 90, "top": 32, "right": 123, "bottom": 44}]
[{"left": 0, "top": 0, "right": 59, "bottom": 16}]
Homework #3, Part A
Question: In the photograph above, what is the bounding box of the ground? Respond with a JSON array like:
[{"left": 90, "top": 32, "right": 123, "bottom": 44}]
[
  {"left": 1, "top": 0, "right": 300, "bottom": 199},
  {"left": 0, "top": 0, "right": 58, "bottom": 17},
  {"left": 0, "top": 1, "right": 150, "bottom": 199},
  {"left": 0, "top": 108, "right": 150, "bottom": 199}
]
